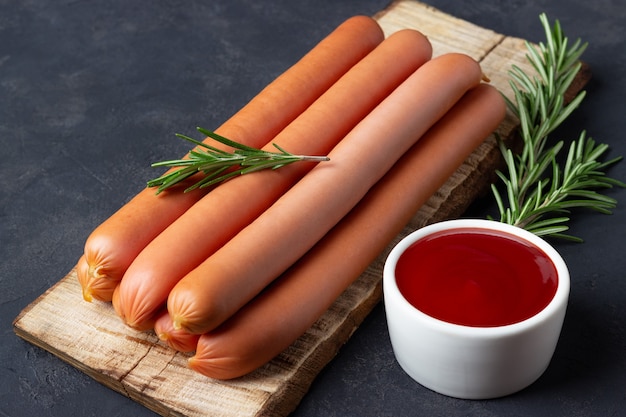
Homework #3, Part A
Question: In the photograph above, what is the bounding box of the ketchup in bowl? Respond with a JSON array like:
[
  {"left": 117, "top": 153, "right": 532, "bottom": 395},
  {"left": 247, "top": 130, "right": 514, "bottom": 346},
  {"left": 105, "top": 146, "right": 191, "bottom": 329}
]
[{"left": 394, "top": 227, "right": 558, "bottom": 327}]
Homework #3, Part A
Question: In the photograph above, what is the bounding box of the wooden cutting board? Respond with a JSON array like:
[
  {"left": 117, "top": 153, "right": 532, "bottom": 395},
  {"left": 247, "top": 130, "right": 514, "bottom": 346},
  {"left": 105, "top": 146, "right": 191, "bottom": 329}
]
[{"left": 13, "top": 1, "right": 590, "bottom": 416}]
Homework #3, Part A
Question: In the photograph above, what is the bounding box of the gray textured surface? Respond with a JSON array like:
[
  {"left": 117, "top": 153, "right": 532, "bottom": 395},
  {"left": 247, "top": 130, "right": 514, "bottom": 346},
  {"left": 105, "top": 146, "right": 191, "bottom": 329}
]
[{"left": 2, "top": 1, "right": 625, "bottom": 416}]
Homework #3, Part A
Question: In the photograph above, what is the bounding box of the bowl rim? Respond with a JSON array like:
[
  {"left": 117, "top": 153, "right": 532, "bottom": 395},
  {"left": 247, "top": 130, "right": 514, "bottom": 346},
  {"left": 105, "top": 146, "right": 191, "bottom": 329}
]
[{"left": 383, "top": 218, "right": 570, "bottom": 337}]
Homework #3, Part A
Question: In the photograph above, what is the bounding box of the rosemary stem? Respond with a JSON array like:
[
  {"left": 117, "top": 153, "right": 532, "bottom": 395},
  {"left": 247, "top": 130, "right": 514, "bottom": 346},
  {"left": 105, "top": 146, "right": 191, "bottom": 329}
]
[
  {"left": 148, "top": 127, "right": 330, "bottom": 193},
  {"left": 491, "top": 13, "right": 624, "bottom": 241}
]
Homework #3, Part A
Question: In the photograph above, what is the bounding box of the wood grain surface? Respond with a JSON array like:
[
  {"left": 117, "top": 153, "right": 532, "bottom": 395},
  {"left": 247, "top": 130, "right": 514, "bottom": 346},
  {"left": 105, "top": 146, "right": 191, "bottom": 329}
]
[{"left": 13, "top": 1, "right": 590, "bottom": 416}]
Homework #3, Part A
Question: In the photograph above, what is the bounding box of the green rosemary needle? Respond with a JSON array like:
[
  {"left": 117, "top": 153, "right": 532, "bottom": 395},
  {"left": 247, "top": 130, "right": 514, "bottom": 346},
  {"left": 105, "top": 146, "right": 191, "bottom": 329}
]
[
  {"left": 147, "top": 127, "right": 329, "bottom": 194},
  {"left": 491, "top": 13, "right": 625, "bottom": 241}
]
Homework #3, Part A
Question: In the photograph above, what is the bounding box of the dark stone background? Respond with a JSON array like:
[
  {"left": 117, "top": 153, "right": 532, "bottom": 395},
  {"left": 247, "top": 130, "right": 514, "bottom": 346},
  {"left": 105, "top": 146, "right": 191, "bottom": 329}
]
[{"left": 1, "top": 1, "right": 624, "bottom": 416}]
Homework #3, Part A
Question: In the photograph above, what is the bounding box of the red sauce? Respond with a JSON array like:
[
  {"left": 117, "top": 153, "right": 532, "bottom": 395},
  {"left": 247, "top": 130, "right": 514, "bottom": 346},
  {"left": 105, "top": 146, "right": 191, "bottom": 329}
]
[{"left": 395, "top": 227, "right": 558, "bottom": 327}]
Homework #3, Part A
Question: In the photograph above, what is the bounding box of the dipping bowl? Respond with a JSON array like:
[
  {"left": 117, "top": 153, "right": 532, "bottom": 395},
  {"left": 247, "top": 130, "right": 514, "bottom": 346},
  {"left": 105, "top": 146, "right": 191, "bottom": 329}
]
[{"left": 383, "top": 219, "right": 569, "bottom": 399}]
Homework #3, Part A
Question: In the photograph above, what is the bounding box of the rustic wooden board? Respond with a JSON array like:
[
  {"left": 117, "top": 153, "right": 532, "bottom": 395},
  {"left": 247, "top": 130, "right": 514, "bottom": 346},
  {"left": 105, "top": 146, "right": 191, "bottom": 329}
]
[{"left": 13, "top": 1, "right": 590, "bottom": 416}]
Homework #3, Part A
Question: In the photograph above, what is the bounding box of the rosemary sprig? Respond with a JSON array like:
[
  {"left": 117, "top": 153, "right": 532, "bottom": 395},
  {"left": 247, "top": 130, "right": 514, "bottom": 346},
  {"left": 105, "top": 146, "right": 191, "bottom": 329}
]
[
  {"left": 491, "top": 13, "right": 625, "bottom": 242},
  {"left": 147, "top": 127, "right": 329, "bottom": 194}
]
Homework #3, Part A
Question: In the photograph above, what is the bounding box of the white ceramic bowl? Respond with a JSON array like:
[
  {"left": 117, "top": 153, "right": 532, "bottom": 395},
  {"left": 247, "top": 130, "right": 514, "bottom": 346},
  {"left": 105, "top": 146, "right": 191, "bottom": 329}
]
[{"left": 383, "top": 219, "right": 569, "bottom": 399}]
